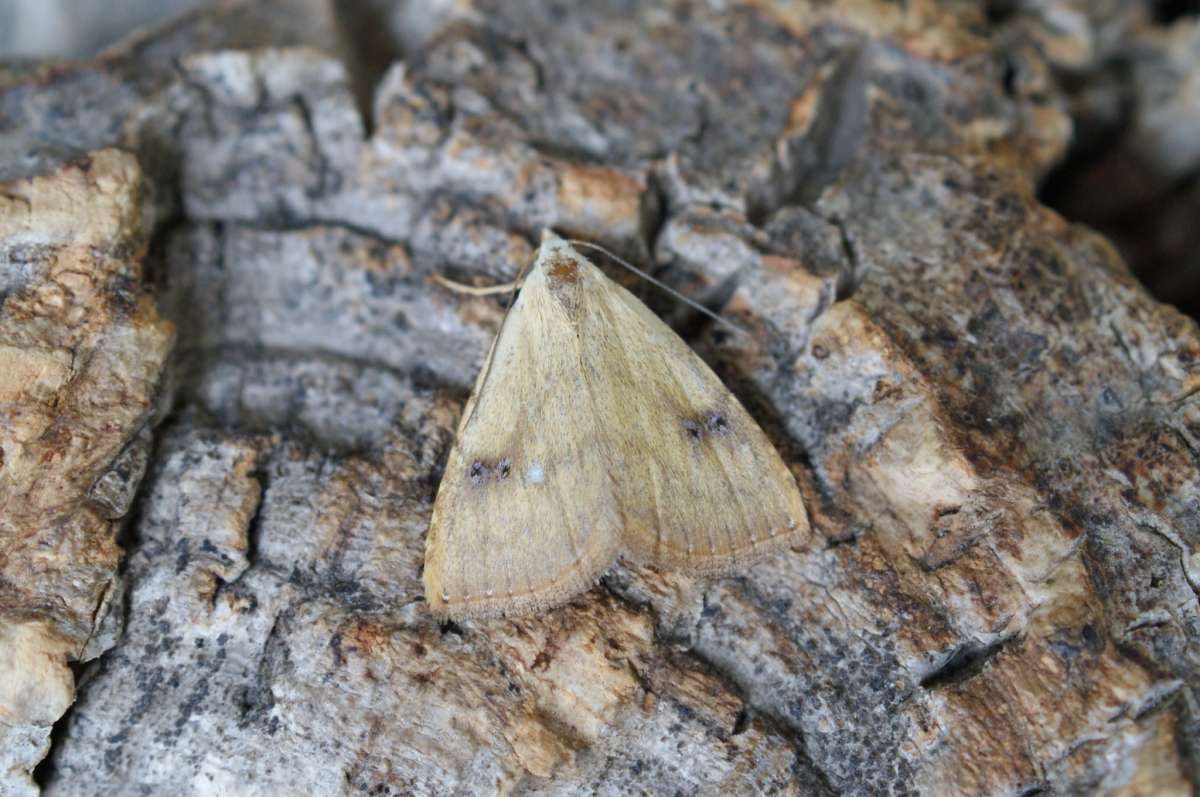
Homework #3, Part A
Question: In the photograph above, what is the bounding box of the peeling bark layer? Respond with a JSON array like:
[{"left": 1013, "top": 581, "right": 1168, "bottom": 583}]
[{"left": 0, "top": 151, "right": 173, "bottom": 795}]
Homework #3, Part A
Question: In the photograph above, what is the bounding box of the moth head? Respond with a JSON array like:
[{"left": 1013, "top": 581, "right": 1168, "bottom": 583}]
[
  {"left": 532, "top": 230, "right": 592, "bottom": 311},
  {"left": 536, "top": 230, "right": 584, "bottom": 286},
  {"left": 545, "top": 255, "right": 580, "bottom": 285}
]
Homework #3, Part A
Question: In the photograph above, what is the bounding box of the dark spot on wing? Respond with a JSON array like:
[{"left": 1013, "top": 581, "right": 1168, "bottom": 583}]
[
  {"left": 468, "top": 458, "right": 515, "bottom": 486},
  {"left": 705, "top": 413, "right": 730, "bottom": 434},
  {"left": 684, "top": 411, "right": 733, "bottom": 444}
]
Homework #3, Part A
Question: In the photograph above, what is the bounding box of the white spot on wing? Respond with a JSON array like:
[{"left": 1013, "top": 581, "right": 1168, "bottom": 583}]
[{"left": 527, "top": 462, "right": 545, "bottom": 484}]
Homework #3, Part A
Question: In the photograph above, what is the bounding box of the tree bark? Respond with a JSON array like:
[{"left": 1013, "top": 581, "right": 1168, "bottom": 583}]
[{"left": 1, "top": 2, "right": 1198, "bottom": 795}]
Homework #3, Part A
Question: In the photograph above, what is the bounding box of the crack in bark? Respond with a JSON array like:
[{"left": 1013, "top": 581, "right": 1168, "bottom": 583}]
[
  {"left": 919, "top": 632, "right": 1019, "bottom": 689},
  {"left": 209, "top": 462, "right": 269, "bottom": 609}
]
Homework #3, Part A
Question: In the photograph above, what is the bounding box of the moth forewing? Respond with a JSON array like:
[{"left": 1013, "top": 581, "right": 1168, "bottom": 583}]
[{"left": 576, "top": 255, "right": 810, "bottom": 569}]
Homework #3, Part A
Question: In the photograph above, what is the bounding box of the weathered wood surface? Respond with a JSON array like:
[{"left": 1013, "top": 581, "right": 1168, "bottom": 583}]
[{"left": 1, "top": 2, "right": 1198, "bottom": 795}]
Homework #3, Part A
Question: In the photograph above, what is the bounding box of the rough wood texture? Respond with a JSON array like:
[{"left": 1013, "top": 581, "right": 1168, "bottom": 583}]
[
  {"left": 0, "top": 150, "right": 173, "bottom": 795},
  {"left": 1, "top": 2, "right": 1198, "bottom": 795}
]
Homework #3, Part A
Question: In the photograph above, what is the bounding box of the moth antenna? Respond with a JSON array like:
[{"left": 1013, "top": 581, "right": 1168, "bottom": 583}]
[
  {"left": 565, "top": 239, "right": 749, "bottom": 336},
  {"left": 451, "top": 251, "right": 539, "bottom": 431},
  {"left": 507, "top": 253, "right": 538, "bottom": 308},
  {"left": 432, "top": 273, "right": 524, "bottom": 296}
]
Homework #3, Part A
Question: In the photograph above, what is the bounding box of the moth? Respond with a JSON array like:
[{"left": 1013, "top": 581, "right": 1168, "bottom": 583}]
[{"left": 424, "top": 232, "right": 810, "bottom": 620}]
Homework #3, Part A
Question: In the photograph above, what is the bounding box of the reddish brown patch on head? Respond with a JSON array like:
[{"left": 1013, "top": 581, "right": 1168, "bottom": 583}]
[{"left": 546, "top": 255, "right": 579, "bottom": 284}]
